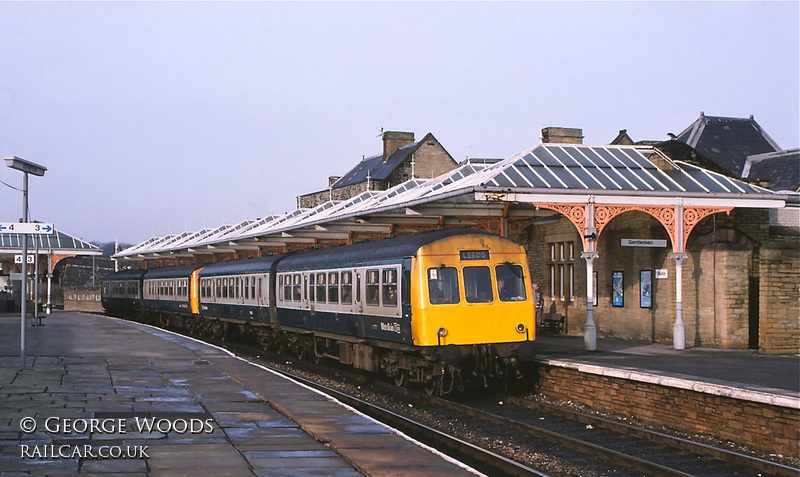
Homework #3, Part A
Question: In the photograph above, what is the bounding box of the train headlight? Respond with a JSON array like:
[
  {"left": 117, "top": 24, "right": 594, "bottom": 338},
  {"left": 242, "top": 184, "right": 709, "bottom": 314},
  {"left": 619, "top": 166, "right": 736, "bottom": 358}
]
[
  {"left": 437, "top": 327, "right": 448, "bottom": 337},
  {"left": 516, "top": 323, "right": 526, "bottom": 333}
]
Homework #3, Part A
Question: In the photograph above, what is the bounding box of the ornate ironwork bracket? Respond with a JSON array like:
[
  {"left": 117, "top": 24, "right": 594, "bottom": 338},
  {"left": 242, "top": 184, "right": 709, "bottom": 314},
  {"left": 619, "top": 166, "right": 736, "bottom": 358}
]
[{"left": 534, "top": 203, "right": 732, "bottom": 252}]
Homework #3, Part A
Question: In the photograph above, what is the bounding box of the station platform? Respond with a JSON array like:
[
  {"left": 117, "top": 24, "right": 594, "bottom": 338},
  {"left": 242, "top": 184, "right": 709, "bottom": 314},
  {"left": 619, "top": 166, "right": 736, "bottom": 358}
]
[
  {"left": 535, "top": 333, "right": 799, "bottom": 401},
  {"left": 0, "top": 312, "right": 479, "bottom": 476}
]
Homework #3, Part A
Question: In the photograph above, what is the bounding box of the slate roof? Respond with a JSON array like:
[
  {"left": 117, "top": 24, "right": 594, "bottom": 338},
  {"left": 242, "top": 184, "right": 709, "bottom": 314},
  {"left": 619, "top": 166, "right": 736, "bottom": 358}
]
[
  {"left": 676, "top": 113, "right": 781, "bottom": 177},
  {"left": 743, "top": 148, "right": 800, "bottom": 192},
  {"left": 331, "top": 134, "right": 432, "bottom": 189}
]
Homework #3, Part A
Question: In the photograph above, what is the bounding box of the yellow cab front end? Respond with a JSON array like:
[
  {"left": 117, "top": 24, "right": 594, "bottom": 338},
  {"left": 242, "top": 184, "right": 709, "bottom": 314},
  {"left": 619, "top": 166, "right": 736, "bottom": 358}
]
[{"left": 410, "top": 233, "right": 535, "bottom": 348}]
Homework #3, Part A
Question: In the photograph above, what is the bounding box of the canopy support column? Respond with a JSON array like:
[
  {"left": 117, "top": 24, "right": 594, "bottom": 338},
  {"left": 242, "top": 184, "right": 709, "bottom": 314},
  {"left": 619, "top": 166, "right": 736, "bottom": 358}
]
[
  {"left": 582, "top": 251, "right": 598, "bottom": 351},
  {"left": 672, "top": 202, "right": 686, "bottom": 350},
  {"left": 582, "top": 200, "right": 598, "bottom": 351},
  {"left": 671, "top": 252, "right": 688, "bottom": 350}
]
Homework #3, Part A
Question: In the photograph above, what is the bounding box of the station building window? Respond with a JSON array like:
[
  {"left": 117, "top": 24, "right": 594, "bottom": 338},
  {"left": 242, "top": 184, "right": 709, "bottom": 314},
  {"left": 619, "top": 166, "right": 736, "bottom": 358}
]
[{"left": 549, "top": 241, "right": 574, "bottom": 302}]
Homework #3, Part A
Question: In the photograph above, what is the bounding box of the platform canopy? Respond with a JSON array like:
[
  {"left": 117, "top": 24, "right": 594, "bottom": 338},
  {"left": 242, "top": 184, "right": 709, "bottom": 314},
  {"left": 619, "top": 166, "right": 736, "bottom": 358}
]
[
  {"left": 114, "top": 143, "right": 787, "bottom": 262},
  {"left": 0, "top": 228, "right": 101, "bottom": 256}
]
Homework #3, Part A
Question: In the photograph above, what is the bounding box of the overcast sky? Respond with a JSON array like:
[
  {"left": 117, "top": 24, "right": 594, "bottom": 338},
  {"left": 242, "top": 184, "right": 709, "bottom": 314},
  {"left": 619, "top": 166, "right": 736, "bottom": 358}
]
[{"left": 1, "top": 2, "right": 797, "bottom": 246}]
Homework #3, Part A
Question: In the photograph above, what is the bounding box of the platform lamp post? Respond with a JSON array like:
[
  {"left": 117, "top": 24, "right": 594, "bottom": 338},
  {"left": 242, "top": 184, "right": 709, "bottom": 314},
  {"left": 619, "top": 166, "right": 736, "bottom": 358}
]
[{"left": 4, "top": 156, "right": 47, "bottom": 369}]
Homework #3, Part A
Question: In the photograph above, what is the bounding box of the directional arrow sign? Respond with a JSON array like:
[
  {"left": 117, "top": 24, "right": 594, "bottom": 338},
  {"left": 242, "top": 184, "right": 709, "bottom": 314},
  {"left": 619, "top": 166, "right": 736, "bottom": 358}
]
[{"left": 0, "top": 223, "right": 54, "bottom": 234}]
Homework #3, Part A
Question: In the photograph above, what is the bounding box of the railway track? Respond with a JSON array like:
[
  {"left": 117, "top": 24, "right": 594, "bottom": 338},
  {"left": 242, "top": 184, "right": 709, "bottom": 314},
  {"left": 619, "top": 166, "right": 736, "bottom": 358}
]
[{"left": 486, "top": 394, "right": 799, "bottom": 477}]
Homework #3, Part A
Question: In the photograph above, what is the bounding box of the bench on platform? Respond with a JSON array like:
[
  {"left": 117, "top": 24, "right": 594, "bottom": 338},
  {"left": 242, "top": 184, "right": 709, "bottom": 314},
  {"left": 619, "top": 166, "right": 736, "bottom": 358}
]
[{"left": 540, "top": 312, "right": 564, "bottom": 334}]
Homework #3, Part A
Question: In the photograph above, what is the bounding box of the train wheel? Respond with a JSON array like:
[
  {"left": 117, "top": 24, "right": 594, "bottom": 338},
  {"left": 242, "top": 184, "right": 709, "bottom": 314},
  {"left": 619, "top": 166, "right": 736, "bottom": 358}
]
[
  {"left": 424, "top": 376, "right": 440, "bottom": 396},
  {"left": 394, "top": 370, "right": 408, "bottom": 388}
]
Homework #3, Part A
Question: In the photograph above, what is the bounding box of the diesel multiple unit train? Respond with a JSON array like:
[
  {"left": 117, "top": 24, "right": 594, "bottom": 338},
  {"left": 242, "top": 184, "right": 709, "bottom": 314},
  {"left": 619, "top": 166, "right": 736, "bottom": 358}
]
[{"left": 102, "top": 229, "right": 537, "bottom": 395}]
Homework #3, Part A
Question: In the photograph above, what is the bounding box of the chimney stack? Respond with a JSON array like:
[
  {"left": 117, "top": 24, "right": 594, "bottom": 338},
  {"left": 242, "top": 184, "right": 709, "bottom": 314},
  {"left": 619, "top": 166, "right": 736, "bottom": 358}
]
[
  {"left": 382, "top": 131, "right": 415, "bottom": 161},
  {"left": 541, "top": 127, "right": 584, "bottom": 144}
]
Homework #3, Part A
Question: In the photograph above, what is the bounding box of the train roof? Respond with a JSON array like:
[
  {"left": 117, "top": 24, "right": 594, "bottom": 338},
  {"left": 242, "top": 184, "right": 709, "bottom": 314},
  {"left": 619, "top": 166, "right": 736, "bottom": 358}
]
[
  {"left": 101, "top": 268, "right": 147, "bottom": 281},
  {"left": 198, "top": 255, "right": 283, "bottom": 278},
  {"left": 277, "top": 229, "right": 495, "bottom": 271},
  {"left": 142, "top": 264, "right": 205, "bottom": 280}
]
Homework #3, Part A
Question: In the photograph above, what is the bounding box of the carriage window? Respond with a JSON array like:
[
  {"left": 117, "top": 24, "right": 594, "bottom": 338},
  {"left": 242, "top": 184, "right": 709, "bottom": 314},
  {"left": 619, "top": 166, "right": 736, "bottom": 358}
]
[
  {"left": 428, "top": 267, "right": 460, "bottom": 304},
  {"left": 292, "top": 274, "right": 302, "bottom": 301},
  {"left": 341, "top": 272, "right": 353, "bottom": 304},
  {"left": 382, "top": 269, "right": 397, "bottom": 307},
  {"left": 308, "top": 273, "right": 315, "bottom": 302},
  {"left": 316, "top": 273, "right": 326, "bottom": 303},
  {"left": 277, "top": 276, "right": 285, "bottom": 301},
  {"left": 251, "top": 277, "right": 257, "bottom": 301},
  {"left": 464, "top": 266, "right": 493, "bottom": 303},
  {"left": 328, "top": 272, "right": 339, "bottom": 304},
  {"left": 243, "top": 277, "right": 249, "bottom": 300},
  {"left": 366, "top": 269, "right": 380, "bottom": 306},
  {"left": 496, "top": 264, "right": 527, "bottom": 302}
]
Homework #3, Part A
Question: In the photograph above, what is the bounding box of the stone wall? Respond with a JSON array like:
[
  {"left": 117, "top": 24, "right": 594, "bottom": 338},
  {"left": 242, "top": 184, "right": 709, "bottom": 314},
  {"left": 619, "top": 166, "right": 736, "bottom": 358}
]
[
  {"left": 759, "top": 242, "right": 800, "bottom": 354},
  {"left": 387, "top": 135, "right": 457, "bottom": 182},
  {"left": 535, "top": 361, "right": 800, "bottom": 459},
  {"left": 683, "top": 246, "right": 753, "bottom": 348},
  {"left": 63, "top": 287, "right": 103, "bottom": 312}
]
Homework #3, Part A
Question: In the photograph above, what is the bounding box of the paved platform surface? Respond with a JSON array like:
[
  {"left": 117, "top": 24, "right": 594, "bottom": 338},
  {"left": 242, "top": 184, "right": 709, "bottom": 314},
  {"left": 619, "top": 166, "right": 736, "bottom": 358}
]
[
  {"left": 536, "top": 334, "right": 799, "bottom": 399},
  {"left": 0, "top": 312, "right": 479, "bottom": 476}
]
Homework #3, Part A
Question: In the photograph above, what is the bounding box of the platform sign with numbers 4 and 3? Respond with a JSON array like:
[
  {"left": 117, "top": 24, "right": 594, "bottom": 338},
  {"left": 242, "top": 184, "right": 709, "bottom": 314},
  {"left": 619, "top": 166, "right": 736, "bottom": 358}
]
[{"left": 0, "top": 223, "right": 54, "bottom": 234}]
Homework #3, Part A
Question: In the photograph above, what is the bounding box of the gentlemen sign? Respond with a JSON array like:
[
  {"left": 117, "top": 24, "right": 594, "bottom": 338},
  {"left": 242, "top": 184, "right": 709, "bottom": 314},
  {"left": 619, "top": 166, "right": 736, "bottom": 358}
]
[{"left": 621, "top": 238, "right": 667, "bottom": 248}]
